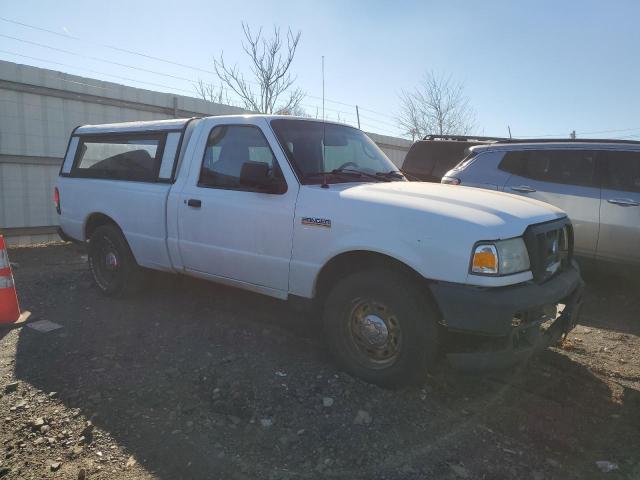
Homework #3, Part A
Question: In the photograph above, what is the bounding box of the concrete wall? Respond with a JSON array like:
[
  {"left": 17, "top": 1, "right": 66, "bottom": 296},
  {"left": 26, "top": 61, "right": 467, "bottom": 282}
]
[{"left": 0, "top": 60, "right": 411, "bottom": 245}]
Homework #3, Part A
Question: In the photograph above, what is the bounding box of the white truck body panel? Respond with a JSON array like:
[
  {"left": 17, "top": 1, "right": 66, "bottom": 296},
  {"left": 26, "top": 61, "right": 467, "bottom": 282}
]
[
  {"left": 289, "top": 181, "right": 564, "bottom": 297},
  {"left": 57, "top": 115, "right": 567, "bottom": 301},
  {"left": 59, "top": 179, "right": 173, "bottom": 271}
]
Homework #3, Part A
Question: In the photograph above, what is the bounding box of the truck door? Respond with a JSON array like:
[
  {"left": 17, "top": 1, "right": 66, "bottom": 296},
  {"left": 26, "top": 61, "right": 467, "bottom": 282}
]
[{"left": 174, "top": 118, "right": 299, "bottom": 296}]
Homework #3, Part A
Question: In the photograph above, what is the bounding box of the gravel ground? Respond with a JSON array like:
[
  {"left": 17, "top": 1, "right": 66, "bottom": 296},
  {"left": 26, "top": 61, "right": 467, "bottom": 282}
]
[{"left": 0, "top": 243, "right": 638, "bottom": 480}]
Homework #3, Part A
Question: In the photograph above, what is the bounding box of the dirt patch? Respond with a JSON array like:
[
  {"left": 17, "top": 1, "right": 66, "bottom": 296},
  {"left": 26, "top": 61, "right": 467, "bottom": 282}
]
[{"left": 1, "top": 244, "right": 639, "bottom": 479}]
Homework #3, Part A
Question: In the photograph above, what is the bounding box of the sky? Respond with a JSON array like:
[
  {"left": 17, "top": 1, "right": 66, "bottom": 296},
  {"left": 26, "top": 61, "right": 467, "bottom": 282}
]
[{"left": 1, "top": 0, "right": 639, "bottom": 140}]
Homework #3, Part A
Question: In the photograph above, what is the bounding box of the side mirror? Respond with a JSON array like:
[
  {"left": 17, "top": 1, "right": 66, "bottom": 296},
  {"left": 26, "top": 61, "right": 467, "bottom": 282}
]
[{"left": 239, "top": 161, "right": 281, "bottom": 192}]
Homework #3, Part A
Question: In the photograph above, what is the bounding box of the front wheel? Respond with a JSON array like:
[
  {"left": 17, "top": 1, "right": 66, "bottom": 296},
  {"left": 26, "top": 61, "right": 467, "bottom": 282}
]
[
  {"left": 88, "top": 225, "right": 143, "bottom": 297},
  {"left": 323, "top": 268, "right": 439, "bottom": 388}
]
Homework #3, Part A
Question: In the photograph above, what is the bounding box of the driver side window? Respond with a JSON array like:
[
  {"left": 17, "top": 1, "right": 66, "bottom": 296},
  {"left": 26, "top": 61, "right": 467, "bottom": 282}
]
[{"left": 199, "top": 125, "right": 282, "bottom": 191}]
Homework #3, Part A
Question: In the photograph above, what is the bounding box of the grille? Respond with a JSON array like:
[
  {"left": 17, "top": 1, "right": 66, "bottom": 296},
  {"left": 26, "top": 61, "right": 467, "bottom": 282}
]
[{"left": 523, "top": 218, "right": 573, "bottom": 283}]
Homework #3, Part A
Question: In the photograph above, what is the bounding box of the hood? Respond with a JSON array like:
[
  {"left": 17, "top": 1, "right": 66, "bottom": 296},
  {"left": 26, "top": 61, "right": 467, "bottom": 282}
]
[{"left": 335, "top": 181, "right": 565, "bottom": 233}]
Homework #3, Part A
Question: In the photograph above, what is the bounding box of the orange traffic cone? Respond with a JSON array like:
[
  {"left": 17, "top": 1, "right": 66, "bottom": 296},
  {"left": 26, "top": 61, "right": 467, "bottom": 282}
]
[{"left": 0, "top": 235, "right": 23, "bottom": 324}]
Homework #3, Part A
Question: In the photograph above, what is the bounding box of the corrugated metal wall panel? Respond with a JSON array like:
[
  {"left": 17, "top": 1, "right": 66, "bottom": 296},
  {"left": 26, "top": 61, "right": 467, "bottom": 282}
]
[
  {"left": 0, "top": 163, "right": 59, "bottom": 228},
  {"left": 378, "top": 146, "right": 407, "bottom": 168}
]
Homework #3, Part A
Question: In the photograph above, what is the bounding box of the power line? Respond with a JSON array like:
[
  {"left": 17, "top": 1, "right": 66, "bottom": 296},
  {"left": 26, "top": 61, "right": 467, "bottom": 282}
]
[
  {"left": 0, "top": 16, "right": 402, "bottom": 125},
  {"left": 0, "top": 49, "right": 206, "bottom": 97},
  {"left": 19, "top": 14, "right": 637, "bottom": 139},
  {"left": 0, "top": 56, "right": 389, "bottom": 135},
  {"left": 611, "top": 133, "right": 640, "bottom": 140},
  {"left": 513, "top": 126, "right": 640, "bottom": 139},
  {"left": 0, "top": 16, "right": 407, "bottom": 136},
  {"left": 517, "top": 131, "right": 568, "bottom": 138},
  {"left": 0, "top": 50, "right": 405, "bottom": 137},
  {"left": 0, "top": 16, "right": 219, "bottom": 76},
  {"left": 577, "top": 127, "right": 640, "bottom": 136},
  {"left": 357, "top": 113, "right": 400, "bottom": 129},
  {"left": 0, "top": 33, "right": 401, "bottom": 130},
  {"left": 0, "top": 34, "right": 203, "bottom": 84},
  {"left": 360, "top": 124, "right": 401, "bottom": 137},
  {"left": 0, "top": 46, "right": 399, "bottom": 135}
]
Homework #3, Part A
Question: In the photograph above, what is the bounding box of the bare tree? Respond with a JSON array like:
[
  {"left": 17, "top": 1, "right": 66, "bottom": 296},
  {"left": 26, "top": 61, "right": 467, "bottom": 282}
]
[
  {"left": 277, "top": 104, "right": 310, "bottom": 117},
  {"left": 194, "top": 79, "right": 229, "bottom": 104},
  {"left": 398, "top": 72, "right": 476, "bottom": 140},
  {"left": 205, "top": 23, "right": 305, "bottom": 114}
]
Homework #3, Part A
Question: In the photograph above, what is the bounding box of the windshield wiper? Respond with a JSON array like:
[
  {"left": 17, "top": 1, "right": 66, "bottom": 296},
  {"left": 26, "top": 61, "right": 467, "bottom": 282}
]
[
  {"left": 305, "top": 168, "right": 390, "bottom": 183},
  {"left": 375, "top": 170, "right": 406, "bottom": 180},
  {"left": 331, "top": 168, "right": 391, "bottom": 182}
]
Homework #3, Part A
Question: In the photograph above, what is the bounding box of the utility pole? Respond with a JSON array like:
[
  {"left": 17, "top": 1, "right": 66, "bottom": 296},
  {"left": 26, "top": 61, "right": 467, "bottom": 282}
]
[
  {"left": 321, "top": 56, "right": 325, "bottom": 123},
  {"left": 570, "top": 130, "right": 576, "bottom": 139},
  {"left": 508, "top": 125, "right": 512, "bottom": 139},
  {"left": 355, "top": 105, "right": 361, "bottom": 129}
]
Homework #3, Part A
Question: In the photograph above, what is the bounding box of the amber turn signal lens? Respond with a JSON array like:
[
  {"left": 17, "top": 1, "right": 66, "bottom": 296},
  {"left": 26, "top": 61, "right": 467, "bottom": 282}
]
[{"left": 471, "top": 245, "right": 498, "bottom": 274}]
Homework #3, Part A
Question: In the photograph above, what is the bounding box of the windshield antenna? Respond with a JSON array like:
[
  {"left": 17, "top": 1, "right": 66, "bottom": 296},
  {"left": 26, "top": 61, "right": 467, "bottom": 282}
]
[{"left": 321, "top": 55, "right": 328, "bottom": 189}]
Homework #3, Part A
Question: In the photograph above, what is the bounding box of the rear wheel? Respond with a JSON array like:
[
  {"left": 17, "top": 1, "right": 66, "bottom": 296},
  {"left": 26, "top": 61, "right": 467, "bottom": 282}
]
[
  {"left": 323, "top": 268, "right": 439, "bottom": 388},
  {"left": 88, "top": 225, "right": 143, "bottom": 296}
]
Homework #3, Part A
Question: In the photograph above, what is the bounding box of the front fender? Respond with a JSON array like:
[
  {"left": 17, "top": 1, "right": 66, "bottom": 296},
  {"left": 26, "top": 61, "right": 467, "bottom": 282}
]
[{"left": 288, "top": 227, "right": 431, "bottom": 298}]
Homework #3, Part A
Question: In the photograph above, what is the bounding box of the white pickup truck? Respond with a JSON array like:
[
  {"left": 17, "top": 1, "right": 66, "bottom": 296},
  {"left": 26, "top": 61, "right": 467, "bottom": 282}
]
[{"left": 56, "top": 115, "right": 584, "bottom": 387}]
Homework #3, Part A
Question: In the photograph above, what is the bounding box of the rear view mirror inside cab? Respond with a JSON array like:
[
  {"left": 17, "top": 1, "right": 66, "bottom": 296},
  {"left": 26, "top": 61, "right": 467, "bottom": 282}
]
[{"left": 322, "top": 131, "right": 348, "bottom": 147}]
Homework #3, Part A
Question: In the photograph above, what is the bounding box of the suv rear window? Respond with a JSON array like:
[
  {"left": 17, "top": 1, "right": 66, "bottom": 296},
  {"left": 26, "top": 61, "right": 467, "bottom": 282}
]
[
  {"left": 71, "top": 134, "right": 165, "bottom": 182},
  {"left": 499, "top": 149, "right": 596, "bottom": 187}
]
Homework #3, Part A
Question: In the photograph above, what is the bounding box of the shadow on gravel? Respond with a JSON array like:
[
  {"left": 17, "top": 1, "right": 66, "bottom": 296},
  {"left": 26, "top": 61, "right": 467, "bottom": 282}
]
[
  {"left": 0, "top": 317, "right": 26, "bottom": 344},
  {"left": 0, "top": 329, "right": 10, "bottom": 345},
  {"left": 11, "top": 272, "right": 332, "bottom": 478},
  {"left": 579, "top": 271, "right": 640, "bottom": 336},
  {"left": 8, "top": 245, "right": 640, "bottom": 479}
]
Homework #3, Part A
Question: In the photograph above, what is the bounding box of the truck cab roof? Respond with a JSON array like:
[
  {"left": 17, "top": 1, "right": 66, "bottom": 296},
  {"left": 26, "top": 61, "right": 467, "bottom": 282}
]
[
  {"left": 74, "top": 115, "right": 352, "bottom": 135},
  {"left": 75, "top": 118, "right": 195, "bottom": 135}
]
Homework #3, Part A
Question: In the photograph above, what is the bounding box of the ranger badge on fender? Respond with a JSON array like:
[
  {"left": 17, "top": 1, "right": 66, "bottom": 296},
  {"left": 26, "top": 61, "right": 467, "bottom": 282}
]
[{"left": 302, "top": 217, "right": 331, "bottom": 228}]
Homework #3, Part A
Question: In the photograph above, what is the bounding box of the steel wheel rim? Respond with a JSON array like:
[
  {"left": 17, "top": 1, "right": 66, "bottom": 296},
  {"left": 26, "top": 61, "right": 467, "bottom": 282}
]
[
  {"left": 92, "top": 236, "right": 120, "bottom": 289},
  {"left": 347, "top": 298, "right": 402, "bottom": 368}
]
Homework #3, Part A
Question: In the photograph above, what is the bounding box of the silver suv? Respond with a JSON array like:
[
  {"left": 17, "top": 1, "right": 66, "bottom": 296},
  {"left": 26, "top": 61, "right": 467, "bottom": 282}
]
[{"left": 442, "top": 140, "right": 640, "bottom": 270}]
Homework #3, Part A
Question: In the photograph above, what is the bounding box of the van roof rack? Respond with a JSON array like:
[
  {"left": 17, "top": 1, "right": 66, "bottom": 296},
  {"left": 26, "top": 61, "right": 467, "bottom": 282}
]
[{"left": 422, "top": 135, "right": 509, "bottom": 142}]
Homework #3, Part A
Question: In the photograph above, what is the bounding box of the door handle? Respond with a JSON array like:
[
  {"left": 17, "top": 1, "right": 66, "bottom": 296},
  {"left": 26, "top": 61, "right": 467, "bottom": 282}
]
[
  {"left": 607, "top": 198, "right": 640, "bottom": 207},
  {"left": 187, "top": 198, "right": 202, "bottom": 208},
  {"left": 510, "top": 185, "right": 537, "bottom": 193}
]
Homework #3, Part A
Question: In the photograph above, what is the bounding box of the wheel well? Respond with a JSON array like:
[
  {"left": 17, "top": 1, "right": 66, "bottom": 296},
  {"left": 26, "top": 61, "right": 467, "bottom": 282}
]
[
  {"left": 84, "top": 213, "right": 119, "bottom": 241},
  {"left": 314, "top": 251, "right": 430, "bottom": 303}
]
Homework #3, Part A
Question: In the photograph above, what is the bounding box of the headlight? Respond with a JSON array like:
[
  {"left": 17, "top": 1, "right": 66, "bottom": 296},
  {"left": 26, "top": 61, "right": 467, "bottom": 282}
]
[{"left": 471, "top": 238, "right": 530, "bottom": 276}]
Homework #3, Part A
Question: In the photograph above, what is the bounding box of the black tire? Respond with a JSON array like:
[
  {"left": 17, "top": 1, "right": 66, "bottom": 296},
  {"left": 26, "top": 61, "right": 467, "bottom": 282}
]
[
  {"left": 323, "top": 268, "right": 439, "bottom": 388},
  {"left": 88, "top": 224, "right": 144, "bottom": 297}
]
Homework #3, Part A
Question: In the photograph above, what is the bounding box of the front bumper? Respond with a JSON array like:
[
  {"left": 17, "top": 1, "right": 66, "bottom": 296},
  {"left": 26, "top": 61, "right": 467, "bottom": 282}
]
[{"left": 429, "top": 262, "right": 584, "bottom": 370}]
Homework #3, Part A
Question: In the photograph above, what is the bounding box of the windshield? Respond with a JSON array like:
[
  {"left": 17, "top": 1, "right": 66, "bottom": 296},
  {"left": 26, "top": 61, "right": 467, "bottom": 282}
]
[{"left": 270, "top": 119, "right": 403, "bottom": 184}]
